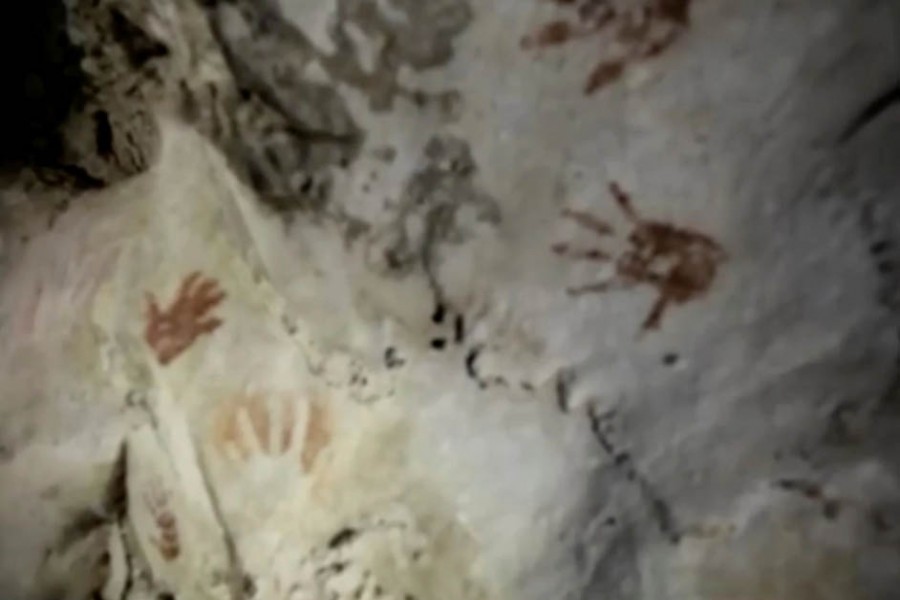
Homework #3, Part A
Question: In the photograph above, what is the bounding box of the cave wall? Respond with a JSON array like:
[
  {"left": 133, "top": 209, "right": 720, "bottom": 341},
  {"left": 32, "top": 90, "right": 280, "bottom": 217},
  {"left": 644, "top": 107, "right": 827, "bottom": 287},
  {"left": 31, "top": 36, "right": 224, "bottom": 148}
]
[{"left": 0, "top": 1, "right": 899, "bottom": 599}]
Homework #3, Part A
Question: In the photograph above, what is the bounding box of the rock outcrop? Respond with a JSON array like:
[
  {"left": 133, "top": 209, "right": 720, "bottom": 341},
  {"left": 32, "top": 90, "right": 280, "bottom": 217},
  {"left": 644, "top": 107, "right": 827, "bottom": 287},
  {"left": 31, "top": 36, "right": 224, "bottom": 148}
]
[{"left": 0, "top": 1, "right": 898, "bottom": 599}]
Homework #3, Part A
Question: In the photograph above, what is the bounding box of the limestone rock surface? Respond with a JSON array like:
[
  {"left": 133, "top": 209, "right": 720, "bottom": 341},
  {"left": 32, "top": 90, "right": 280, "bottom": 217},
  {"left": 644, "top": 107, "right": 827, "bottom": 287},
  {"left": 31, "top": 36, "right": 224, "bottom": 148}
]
[{"left": 1, "top": 1, "right": 899, "bottom": 599}]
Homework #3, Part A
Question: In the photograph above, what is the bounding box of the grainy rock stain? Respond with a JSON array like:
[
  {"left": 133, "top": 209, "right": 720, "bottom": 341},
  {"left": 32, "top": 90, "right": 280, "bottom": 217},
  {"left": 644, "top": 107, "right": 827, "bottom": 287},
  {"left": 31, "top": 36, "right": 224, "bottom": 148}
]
[
  {"left": 368, "top": 135, "right": 501, "bottom": 300},
  {"left": 196, "top": 0, "right": 471, "bottom": 233},
  {"left": 210, "top": 0, "right": 471, "bottom": 113}
]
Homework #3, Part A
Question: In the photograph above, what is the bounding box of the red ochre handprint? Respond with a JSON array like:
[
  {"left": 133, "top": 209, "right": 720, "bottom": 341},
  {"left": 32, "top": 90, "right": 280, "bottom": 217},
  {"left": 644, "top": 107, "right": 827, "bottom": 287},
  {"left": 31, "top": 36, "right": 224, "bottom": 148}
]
[
  {"left": 552, "top": 182, "right": 726, "bottom": 331},
  {"left": 521, "top": 0, "right": 692, "bottom": 94},
  {"left": 144, "top": 272, "right": 226, "bottom": 365}
]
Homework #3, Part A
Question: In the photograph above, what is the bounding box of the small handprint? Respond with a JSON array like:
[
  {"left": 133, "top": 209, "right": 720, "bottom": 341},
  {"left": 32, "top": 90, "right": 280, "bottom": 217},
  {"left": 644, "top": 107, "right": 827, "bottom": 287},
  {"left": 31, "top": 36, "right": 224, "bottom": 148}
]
[
  {"left": 144, "top": 272, "right": 226, "bottom": 365},
  {"left": 553, "top": 182, "right": 726, "bottom": 331}
]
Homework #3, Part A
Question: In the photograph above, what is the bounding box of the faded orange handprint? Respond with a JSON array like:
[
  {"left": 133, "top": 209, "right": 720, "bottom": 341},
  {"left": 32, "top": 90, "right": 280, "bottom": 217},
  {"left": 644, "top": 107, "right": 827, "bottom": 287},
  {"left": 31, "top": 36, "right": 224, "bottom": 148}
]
[
  {"left": 208, "top": 392, "right": 332, "bottom": 519},
  {"left": 144, "top": 271, "right": 226, "bottom": 365},
  {"left": 212, "top": 391, "right": 331, "bottom": 474}
]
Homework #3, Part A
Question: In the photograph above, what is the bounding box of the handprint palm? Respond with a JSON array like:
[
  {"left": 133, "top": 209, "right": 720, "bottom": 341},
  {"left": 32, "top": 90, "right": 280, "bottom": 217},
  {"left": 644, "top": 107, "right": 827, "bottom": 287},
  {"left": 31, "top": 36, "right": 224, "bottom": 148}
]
[
  {"left": 553, "top": 182, "right": 726, "bottom": 331},
  {"left": 144, "top": 272, "right": 226, "bottom": 365}
]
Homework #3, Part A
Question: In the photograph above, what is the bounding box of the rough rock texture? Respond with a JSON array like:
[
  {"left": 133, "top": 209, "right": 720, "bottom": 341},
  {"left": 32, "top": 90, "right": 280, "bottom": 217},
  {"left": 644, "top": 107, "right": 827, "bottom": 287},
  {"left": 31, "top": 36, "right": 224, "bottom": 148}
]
[
  {"left": 2, "top": 0, "right": 168, "bottom": 191},
  {"left": 1, "top": 0, "right": 899, "bottom": 599}
]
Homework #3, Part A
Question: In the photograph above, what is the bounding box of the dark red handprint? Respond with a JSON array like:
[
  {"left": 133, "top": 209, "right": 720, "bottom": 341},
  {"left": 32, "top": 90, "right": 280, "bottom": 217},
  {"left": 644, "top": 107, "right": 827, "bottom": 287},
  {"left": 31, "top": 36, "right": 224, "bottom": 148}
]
[
  {"left": 144, "top": 272, "right": 226, "bottom": 365},
  {"left": 553, "top": 182, "right": 726, "bottom": 331},
  {"left": 522, "top": 0, "right": 692, "bottom": 94}
]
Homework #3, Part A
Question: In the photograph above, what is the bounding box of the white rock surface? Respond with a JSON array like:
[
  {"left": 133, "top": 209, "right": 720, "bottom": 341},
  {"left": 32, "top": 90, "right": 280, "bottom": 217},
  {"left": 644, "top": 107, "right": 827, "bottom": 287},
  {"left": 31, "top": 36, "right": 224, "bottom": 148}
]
[{"left": 1, "top": 1, "right": 899, "bottom": 599}]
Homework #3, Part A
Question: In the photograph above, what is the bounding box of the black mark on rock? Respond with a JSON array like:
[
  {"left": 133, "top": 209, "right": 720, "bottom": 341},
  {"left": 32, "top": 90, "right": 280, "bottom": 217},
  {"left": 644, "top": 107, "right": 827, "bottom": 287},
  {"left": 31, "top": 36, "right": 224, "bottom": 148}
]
[
  {"left": 556, "top": 369, "right": 575, "bottom": 413},
  {"left": 587, "top": 405, "right": 681, "bottom": 543},
  {"left": 328, "top": 528, "right": 358, "bottom": 549},
  {"left": 462, "top": 344, "right": 508, "bottom": 389},
  {"left": 103, "top": 442, "right": 129, "bottom": 520},
  {"left": 316, "top": 561, "right": 348, "bottom": 576},
  {"left": 431, "top": 303, "right": 446, "bottom": 324},
  {"left": 642, "top": 485, "right": 680, "bottom": 543},
  {"left": 465, "top": 347, "right": 481, "bottom": 379},
  {"left": 454, "top": 314, "right": 465, "bottom": 344},
  {"left": 840, "top": 80, "right": 900, "bottom": 143},
  {"left": 384, "top": 347, "right": 405, "bottom": 369}
]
